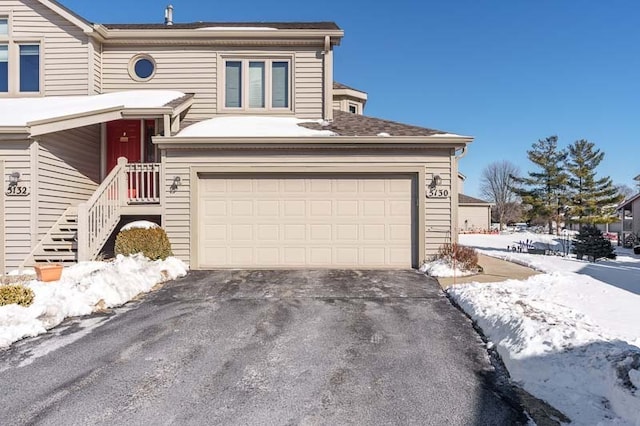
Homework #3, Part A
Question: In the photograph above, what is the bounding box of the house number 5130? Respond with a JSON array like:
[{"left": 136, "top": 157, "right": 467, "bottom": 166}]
[
  {"left": 427, "top": 188, "right": 449, "bottom": 198},
  {"left": 6, "top": 186, "right": 29, "bottom": 196}
]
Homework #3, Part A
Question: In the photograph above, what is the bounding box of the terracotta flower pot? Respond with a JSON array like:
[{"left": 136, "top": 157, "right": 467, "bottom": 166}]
[{"left": 34, "top": 264, "right": 63, "bottom": 282}]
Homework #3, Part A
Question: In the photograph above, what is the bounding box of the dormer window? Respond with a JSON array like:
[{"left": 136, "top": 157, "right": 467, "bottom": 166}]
[{"left": 222, "top": 57, "right": 291, "bottom": 112}]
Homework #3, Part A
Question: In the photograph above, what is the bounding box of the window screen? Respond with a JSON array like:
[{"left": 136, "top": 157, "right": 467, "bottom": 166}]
[{"left": 225, "top": 61, "right": 242, "bottom": 108}]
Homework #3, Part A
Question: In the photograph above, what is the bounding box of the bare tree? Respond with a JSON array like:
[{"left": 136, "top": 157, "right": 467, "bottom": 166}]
[
  {"left": 480, "top": 160, "right": 521, "bottom": 230},
  {"left": 616, "top": 184, "right": 635, "bottom": 201}
]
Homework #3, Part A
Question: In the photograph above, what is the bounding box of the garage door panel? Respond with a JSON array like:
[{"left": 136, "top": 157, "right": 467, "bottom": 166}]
[{"left": 198, "top": 174, "right": 414, "bottom": 268}]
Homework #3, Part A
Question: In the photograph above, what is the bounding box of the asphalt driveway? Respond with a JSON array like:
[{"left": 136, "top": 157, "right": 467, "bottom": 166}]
[{"left": 0, "top": 270, "right": 526, "bottom": 425}]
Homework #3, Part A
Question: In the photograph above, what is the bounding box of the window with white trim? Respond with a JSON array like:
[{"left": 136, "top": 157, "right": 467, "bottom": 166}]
[
  {"left": 0, "top": 14, "right": 41, "bottom": 95},
  {"left": 223, "top": 58, "right": 291, "bottom": 111},
  {"left": 19, "top": 44, "right": 39, "bottom": 92},
  {"left": 0, "top": 44, "right": 7, "bottom": 93},
  {"left": 0, "top": 18, "right": 8, "bottom": 36}
]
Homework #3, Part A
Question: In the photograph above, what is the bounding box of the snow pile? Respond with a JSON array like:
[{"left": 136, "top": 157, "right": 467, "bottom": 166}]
[
  {"left": 120, "top": 220, "right": 159, "bottom": 231},
  {"left": 420, "top": 258, "right": 476, "bottom": 277},
  {"left": 0, "top": 255, "right": 187, "bottom": 348},
  {"left": 449, "top": 276, "right": 640, "bottom": 425},
  {"left": 0, "top": 90, "right": 186, "bottom": 127},
  {"left": 177, "top": 116, "right": 337, "bottom": 137},
  {"left": 451, "top": 233, "right": 640, "bottom": 424}
]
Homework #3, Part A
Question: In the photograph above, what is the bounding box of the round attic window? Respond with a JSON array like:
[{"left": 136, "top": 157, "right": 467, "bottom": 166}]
[{"left": 128, "top": 54, "right": 156, "bottom": 82}]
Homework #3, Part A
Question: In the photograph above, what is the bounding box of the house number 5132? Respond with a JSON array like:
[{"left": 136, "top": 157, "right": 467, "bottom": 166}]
[{"left": 6, "top": 186, "right": 29, "bottom": 196}]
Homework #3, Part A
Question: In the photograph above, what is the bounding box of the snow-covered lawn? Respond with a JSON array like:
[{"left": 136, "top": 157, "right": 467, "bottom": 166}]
[
  {"left": 450, "top": 232, "right": 640, "bottom": 425},
  {"left": 0, "top": 255, "right": 187, "bottom": 349}
]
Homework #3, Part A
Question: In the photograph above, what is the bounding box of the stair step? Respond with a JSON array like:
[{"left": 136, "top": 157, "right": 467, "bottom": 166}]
[
  {"left": 50, "top": 233, "right": 77, "bottom": 242},
  {"left": 58, "top": 226, "right": 78, "bottom": 232},
  {"left": 33, "top": 253, "right": 77, "bottom": 262},
  {"left": 42, "top": 242, "right": 78, "bottom": 251}
]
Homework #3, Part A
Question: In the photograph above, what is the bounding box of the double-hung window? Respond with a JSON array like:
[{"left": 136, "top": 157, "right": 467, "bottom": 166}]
[
  {"left": 19, "top": 44, "right": 39, "bottom": 92},
  {"left": 223, "top": 58, "right": 291, "bottom": 111},
  {"left": 0, "top": 17, "right": 7, "bottom": 93},
  {"left": 0, "top": 15, "right": 41, "bottom": 95}
]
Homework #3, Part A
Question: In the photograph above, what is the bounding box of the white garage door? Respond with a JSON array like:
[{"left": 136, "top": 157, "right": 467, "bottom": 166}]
[{"left": 197, "top": 174, "right": 415, "bottom": 268}]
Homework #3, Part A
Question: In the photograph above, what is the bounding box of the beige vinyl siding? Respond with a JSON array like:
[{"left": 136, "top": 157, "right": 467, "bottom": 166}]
[
  {"left": 7, "top": 0, "right": 90, "bottom": 95},
  {"left": 102, "top": 46, "right": 324, "bottom": 121},
  {"left": 0, "top": 139, "right": 32, "bottom": 272},
  {"left": 102, "top": 46, "right": 217, "bottom": 121},
  {"left": 36, "top": 125, "right": 100, "bottom": 240},
  {"left": 458, "top": 205, "right": 491, "bottom": 232},
  {"left": 91, "top": 38, "right": 102, "bottom": 94},
  {"left": 424, "top": 150, "right": 455, "bottom": 256},
  {"left": 162, "top": 148, "right": 453, "bottom": 265},
  {"left": 293, "top": 48, "right": 323, "bottom": 119}
]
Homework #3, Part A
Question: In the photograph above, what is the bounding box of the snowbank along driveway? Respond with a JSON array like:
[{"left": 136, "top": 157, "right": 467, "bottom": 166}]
[{"left": 0, "top": 269, "right": 527, "bottom": 425}]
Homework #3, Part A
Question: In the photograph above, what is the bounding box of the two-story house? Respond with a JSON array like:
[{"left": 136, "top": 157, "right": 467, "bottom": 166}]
[{"left": 0, "top": 0, "right": 472, "bottom": 273}]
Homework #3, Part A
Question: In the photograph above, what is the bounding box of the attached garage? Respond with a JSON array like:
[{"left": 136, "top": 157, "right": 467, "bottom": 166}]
[
  {"left": 157, "top": 111, "right": 473, "bottom": 270},
  {"left": 196, "top": 173, "right": 416, "bottom": 269}
]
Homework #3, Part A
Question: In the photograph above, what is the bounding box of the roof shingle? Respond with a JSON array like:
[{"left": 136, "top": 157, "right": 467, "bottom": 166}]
[
  {"left": 299, "top": 110, "right": 446, "bottom": 137},
  {"left": 459, "top": 194, "right": 491, "bottom": 204}
]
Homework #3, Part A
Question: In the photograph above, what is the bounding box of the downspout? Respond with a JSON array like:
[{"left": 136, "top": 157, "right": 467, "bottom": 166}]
[
  {"left": 452, "top": 146, "right": 467, "bottom": 243},
  {"left": 323, "top": 35, "right": 333, "bottom": 121}
]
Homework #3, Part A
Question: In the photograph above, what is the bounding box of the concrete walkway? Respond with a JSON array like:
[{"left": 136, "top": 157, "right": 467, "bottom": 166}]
[{"left": 438, "top": 254, "right": 539, "bottom": 289}]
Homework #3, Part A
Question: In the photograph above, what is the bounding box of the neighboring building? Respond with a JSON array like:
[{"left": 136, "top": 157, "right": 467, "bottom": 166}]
[
  {"left": 458, "top": 194, "right": 492, "bottom": 233},
  {"left": 333, "top": 82, "right": 367, "bottom": 115},
  {"left": 619, "top": 193, "right": 640, "bottom": 247},
  {"left": 456, "top": 173, "right": 492, "bottom": 232},
  {"left": 0, "top": 1, "right": 473, "bottom": 272}
]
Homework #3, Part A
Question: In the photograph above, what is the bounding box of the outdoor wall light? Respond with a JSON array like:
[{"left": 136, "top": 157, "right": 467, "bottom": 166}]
[
  {"left": 8, "top": 171, "right": 20, "bottom": 186},
  {"left": 430, "top": 174, "right": 442, "bottom": 188},
  {"left": 170, "top": 176, "right": 181, "bottom": 193}
]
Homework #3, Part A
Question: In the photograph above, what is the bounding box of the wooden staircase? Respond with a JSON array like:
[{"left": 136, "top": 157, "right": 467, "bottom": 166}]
[
  {"left": 20, "top": 158, "right": 161, "bottom": 268},
  {"left": 32, "top": 207, "right": 79, "bottom": 265}
]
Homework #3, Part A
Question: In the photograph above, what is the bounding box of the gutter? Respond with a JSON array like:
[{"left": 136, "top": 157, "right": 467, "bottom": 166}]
[
  {"left": 90, "top": 24, "right": 343, "bottom": 45},
  {"left": 153, "top": 135, "right": 473, "bottom": 148}
]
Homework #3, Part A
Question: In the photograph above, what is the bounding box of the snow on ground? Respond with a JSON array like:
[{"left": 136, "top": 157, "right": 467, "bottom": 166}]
[
  {"left": 0, "top": 255, "right": 187, "bottom": 349},
  {"left": 420, "top": 258, "right": 476, "bottom": 278},
  {"left": 177, "top": 116, "right": 336, "bottom": 137},
  {"left": 450, "top": 232, "right": 640, "bottom": 425},
  {"left": 0, "top": 90, "right": 186, "bottom": 126}
]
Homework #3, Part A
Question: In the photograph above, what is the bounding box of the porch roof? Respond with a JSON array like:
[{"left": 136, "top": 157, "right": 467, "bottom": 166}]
[
  {"left": 0, "top": 91, "right": 191, "bottom": 137},
  {"left": 619, "top": 193, "right": 640, "bottom": 210}
]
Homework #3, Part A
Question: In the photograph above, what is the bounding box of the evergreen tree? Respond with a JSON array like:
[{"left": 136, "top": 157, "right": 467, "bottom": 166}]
[
  {"left": 565, "top": 140, "right": 624, "bottom": 225},
  {"left": 572, "top": 225, "right": 616, "bottom": 262},
  {"left": 511, "top": 136, "right": 568, "bottom": 234}
]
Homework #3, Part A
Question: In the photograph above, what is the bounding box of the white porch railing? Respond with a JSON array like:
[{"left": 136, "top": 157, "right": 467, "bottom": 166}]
[
  {"left": 77, "top": 157, "right": 128, "bottom": 262},
  {"left": 126, "top": 163, "right": 161, "bottom": 204}
]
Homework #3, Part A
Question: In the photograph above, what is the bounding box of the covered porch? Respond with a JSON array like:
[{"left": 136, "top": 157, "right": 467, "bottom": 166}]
[{"left": 0, "top": 90, "right": 193, "bottom": 269}]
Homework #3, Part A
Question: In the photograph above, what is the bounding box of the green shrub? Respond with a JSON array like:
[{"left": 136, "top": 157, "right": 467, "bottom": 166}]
[
  {"left": 114, "top": 227, "right": 173, "bottom": 260},
  {"left": 0, "top": 285, "right": 35, "bottom": 307},
  {"left": 572, "top": 225, "right": 616, "bottom": 262},
  {"left": 436, "top": 243, "right": 479, "bottom": 272}
]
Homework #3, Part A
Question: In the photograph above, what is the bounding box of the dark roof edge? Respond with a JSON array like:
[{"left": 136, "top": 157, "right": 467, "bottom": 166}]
[
  {"left": 459, "top": 194, "right": 492, "bottom": 205},
  {"left": 49, "top": 0, "right": 94, "bottom": 26},
  {"left": 101, "top": 22, "right": 341, "bottom": 30}
]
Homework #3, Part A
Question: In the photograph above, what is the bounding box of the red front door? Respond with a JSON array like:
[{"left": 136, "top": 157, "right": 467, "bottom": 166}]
[{"left": 106, "top": 120, "right": 142, "bottom": 171}]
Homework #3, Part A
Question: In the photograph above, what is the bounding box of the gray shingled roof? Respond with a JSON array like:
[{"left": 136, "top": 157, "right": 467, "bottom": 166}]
[
  {"left": 299, "top": 110, "right": 446, "bottom": 137},
  {"left": 102, "top": 22, "right": 340, "bottom": 30},
  {"left": 459, "top": 194, "right": 491, "bottom": 204},
  {"left": 163, "top": 93, "right": 195, "bottom": 108},
  {"left": 333, "top": 82, "right": 365, "bottom": 92}
]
